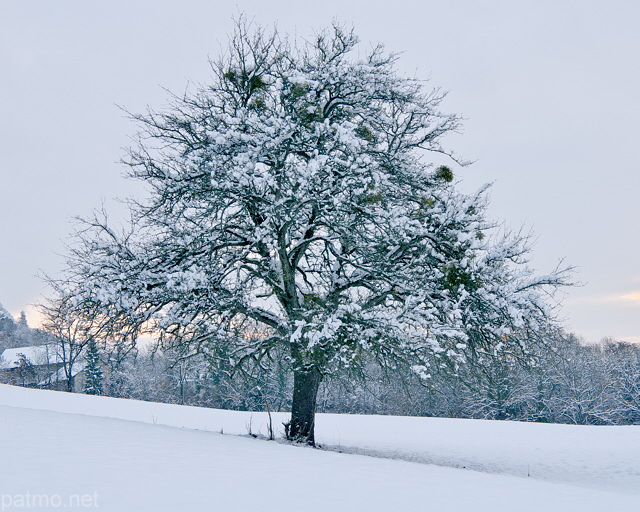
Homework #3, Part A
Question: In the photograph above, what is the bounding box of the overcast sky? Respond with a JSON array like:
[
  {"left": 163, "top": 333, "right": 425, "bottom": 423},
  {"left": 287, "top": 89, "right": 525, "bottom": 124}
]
[{"left": 1, "top": 0, "right": 638, "bottom": 343}]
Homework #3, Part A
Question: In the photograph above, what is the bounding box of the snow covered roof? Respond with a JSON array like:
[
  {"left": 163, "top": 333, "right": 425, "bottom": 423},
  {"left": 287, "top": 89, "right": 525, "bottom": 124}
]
[
  {"left": 0, "top": 345, "right": 63, "bottom": 368},
  {"left": 44, "top": 361, "right": 86, "bottom": 384}
]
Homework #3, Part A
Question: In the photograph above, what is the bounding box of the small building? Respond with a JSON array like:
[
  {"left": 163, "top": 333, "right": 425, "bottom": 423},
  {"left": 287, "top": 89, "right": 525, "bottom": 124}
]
[{"left": 0, "top": 345, "right": 85, "bottom": 392}]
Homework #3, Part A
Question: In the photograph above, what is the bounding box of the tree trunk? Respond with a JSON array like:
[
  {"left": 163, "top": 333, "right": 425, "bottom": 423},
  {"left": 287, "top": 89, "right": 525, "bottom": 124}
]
[
  {"left": 288, "top": 368, "right": 322, "bottom": 446},
  {"left": 67, "top": 373, "right": 75, "bottom": 393}
]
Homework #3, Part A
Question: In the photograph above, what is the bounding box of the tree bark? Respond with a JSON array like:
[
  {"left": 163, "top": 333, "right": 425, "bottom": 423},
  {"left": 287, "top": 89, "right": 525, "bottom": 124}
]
[
  {"left": 288, "top": 368, "right": 322, "bottom": 446},
  {"left": 66, "top": 372, "right": 75, "bottom": 393}
]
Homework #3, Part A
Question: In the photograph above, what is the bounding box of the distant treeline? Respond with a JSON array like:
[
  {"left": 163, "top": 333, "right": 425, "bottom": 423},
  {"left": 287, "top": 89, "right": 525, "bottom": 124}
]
[
  {"left": 0, "top": 306, "right": 54, "bottom": 351},
  {"left": 2, "top": 302, "right": 639, "bottom": 426},
  {"left": 85, "top": 331, "right": 640, "bottom": 426}
]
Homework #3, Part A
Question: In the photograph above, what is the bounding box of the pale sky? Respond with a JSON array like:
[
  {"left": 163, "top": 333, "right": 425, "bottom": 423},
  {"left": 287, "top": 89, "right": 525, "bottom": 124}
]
[{"left": 1, "top": 0, "right": 638, "bottom": 343}]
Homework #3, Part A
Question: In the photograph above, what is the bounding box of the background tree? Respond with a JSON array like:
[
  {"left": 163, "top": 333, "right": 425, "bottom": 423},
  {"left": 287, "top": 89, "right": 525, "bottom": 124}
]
[
  {"left": 14, "top": 353, "right": 36, "bottom": 387},
  {"left": 0, "top": 303, "right": 17, "bottom": 343},
  {"left": 38, "top": 283, "right": 120, "bottom": 393},
  {"left": 38, "top": 296, "right": 90, "bottom": 393},
  {"left": 84, "top": 338, "right": 103, "bottom": 395},
  {"left": 57, "top": 20, "right": 570, "bottom": 444},
  {"left": 603, "top": 340, "right": 640, "bottom": 424}
]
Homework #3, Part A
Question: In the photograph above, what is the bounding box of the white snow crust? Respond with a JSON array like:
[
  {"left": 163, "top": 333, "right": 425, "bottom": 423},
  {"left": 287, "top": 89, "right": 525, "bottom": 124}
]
[{"left": 0, "top": 383, "right": 638, "bottom": 511}]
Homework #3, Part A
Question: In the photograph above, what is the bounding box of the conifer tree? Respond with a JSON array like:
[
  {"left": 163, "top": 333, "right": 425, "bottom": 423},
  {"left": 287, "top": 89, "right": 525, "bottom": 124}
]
[{"left": 84, "top": 339, "right": 103, "bottom": 395}]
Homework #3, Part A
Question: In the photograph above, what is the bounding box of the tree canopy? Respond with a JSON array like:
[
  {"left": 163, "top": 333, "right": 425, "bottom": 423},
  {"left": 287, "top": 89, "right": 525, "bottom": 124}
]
[{"left": 56, "top": 20, "right": 570, "bottom": 444}]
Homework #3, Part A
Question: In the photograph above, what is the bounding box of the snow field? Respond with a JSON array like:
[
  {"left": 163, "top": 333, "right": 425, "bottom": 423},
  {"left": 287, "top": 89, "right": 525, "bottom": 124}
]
[{"left": 1, "top": 384, "right": 638, "bottom": 511}]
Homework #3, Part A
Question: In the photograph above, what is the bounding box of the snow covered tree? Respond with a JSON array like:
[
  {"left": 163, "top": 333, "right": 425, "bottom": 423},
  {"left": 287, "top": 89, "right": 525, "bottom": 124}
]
[
  {"left": 38, "top": 280, "right": 133, "bottom": 393},
  {"left": 14, "top": 352, "right": 36, "bottom": 387},
  {"left": 84, "top": 339, "right": 103, "bottom": 395},
  {"left": 38, "top": 293, "right": 93, "bottom": 393},
  {"left": 58, "top": 20, "right": 570, "bottom": 444},
  {"left": 0, "top": 303, "right": 16, "bottom": 336},
  {"left": 17, "top": 311, "right": 28, "bottom": 329}
]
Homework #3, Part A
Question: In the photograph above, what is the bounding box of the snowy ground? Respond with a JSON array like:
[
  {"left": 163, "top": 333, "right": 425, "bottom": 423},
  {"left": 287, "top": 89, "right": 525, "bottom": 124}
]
[{"left": 1, "top": 384, "right": 638, "bottom": 511}]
